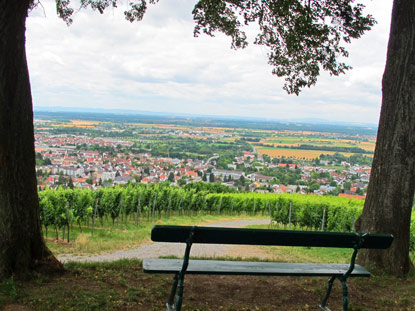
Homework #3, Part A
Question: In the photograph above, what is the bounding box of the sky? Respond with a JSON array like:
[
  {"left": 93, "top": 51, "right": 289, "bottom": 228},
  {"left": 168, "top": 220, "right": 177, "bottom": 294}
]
[{"left": 26, "top": 0, "right": 393, "bottom": 125}]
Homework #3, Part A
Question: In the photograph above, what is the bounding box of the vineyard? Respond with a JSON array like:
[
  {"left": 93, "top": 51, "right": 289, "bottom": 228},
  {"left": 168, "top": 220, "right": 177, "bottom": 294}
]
[{"left": 38, "top": 183, "right": 415, "bottom": 252}]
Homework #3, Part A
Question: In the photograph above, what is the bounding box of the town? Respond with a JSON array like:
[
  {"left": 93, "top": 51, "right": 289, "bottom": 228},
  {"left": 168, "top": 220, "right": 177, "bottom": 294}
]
[{"left": 34, "top": 116, "right": 373, "bottom": 199}]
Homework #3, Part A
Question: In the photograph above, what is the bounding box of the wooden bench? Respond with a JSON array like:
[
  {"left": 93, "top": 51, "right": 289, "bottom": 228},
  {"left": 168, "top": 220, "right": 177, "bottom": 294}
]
[{"left": 143, "top": 225, "right": 393, "bottom": 311}]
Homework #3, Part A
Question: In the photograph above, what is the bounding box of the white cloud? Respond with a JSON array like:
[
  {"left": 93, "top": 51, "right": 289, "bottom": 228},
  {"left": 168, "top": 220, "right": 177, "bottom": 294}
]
[{"left": 26, "top": 0, "right": 393, "bottom": 125}]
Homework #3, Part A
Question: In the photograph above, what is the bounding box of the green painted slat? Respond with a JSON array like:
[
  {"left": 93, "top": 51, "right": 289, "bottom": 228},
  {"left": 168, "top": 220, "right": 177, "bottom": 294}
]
[
  {"left": 151, "top": 225, "right": 393, "bottom": 249},
  {"left": 143, "top": 259, "right": 371, "bottom": 277}
]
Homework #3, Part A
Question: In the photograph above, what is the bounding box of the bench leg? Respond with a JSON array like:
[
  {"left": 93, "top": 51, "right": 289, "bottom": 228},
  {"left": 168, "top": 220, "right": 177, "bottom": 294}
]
[
  {"left": 167, "top": 227, "right": 195, "bottom": 311},
  {"left": 319, "top": 276, "right": 335, "bottom": 311},
  {"left": 166, "top": 274, "right": 179, "bottom": 311},
  {"left": 165, "top": 273, "right": 186, "bottom": 311},
  {"left": 340, "top": 278, "right": 348, "bottom": 311},
  {"left": 174, "top": 274, "right": 186, "bottom": 311}
]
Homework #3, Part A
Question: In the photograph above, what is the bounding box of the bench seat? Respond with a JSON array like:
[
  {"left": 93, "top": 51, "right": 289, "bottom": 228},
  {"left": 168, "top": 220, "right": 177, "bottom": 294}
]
[{"left": 144, "top": 258, "right": 371, "bottom": 277}]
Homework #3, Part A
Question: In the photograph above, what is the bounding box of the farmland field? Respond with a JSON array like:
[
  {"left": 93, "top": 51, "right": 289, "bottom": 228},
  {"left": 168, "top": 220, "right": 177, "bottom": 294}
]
[
  {"left": 257, "top": 147, "right": 354, "bottom": 159},
  {"left": 359, "top": 141, "right": 376, "bottom": 151},
  {"left": 250, "top": 132, "right": 375, "bottom": 160},
  {"left": 132, "top": 123, "right": 237, "bottom": 134},
  {"left": 51, "top": 120, "right": 100, "bottom": 128},
  {"left": 261, "top": 137, "right": 375, "bottom": 149}
]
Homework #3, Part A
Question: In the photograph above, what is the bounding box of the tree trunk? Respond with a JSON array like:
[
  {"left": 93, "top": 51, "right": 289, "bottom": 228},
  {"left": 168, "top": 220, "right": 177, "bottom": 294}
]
[
  {"left": 0, "top": 1, "right": 62, "bottom": 280},
  {"left": 355, "top": 0, "right": 415, "bottom": 277}
]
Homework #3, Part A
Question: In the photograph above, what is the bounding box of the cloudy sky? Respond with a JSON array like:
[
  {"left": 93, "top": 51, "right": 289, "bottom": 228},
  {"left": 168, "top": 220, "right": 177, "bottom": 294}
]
[{"left": 27, "top": 0, "right": 393, "bottom": 125}]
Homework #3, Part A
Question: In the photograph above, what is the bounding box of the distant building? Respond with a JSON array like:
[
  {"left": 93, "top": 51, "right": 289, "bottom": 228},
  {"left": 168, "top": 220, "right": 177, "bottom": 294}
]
[
  {"left": 212, "top": 169, "right": 244, "bottom": 180},
  {"left": 114, "top": 176, "right": 135, "bottom": 185},
  {"left": 56, "top": 166, "right": 84, "bottom": 177},
  {"left": 227, "top": 164, "right": 237, "bottom": 170},
  {"left": 247, "top": 172, "right": 273, "bottom": 183},
  {"left": 102, "top": 171, "right": 116, "bottom": 181}
]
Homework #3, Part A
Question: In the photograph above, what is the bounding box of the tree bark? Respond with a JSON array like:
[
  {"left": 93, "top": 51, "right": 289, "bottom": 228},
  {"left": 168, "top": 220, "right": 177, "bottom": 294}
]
[
  {"left": 0, "top": 1, "right": 62, "bottom": 280},
  {"left": 355, "top": 0, "right": 415, "bottom": 277}
]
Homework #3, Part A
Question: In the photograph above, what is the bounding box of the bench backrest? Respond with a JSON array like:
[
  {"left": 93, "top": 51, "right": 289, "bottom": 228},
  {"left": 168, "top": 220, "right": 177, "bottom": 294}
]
[{"left": 151, "top": 225, "right": 393, "bottom": 249}]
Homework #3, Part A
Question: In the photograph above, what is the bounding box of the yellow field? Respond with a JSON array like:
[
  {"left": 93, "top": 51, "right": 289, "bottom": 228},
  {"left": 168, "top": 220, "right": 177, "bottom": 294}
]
[
  {"left": 257, "top": 148, "right": 354, "bottom": 160},
  {"left": 358, "top": 141, "right": 376, "bottom": 151},
  {"left": 132, "top": 123, "right": 191, "bottom": 131},
  {"left": 71, "top": 120, "right": 99, "bottom": 126},
  {"left": 132, "top": 123, "right": 233, "bottom": 134},
  {"left": 51, "top": 120, "right": 100, "bottom": 128},
  {"left": 260, "top": 136, "right": 376, "bottom": 153}
]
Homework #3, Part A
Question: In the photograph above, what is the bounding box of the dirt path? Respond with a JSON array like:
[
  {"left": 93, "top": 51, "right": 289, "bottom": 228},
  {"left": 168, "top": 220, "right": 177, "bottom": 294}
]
[{"left": 58, "top": 219, "right": 274, "bottom": 263}]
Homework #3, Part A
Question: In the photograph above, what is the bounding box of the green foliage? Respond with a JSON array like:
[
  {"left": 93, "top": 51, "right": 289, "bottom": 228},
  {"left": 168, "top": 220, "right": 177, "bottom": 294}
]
[
  {"left": 38, "top": 184, "right": 415, "bottom": 245},
  {"left": 184, "top": 181, "right": 236, "bottom": 193},
  {"left": 73, "top": 188, "right": 93, "bottom": 228}
]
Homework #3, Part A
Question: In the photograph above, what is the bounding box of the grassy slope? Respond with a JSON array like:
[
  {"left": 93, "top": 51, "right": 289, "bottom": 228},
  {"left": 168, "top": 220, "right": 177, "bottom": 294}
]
[
  {"left": 1, "top": 257, "right": 414, "bottom": 310},
  {"left": 2, "top": 217, "right": 414, "bottom": 310},
  {"left": 46, "top": 215, "right": 261, "bottom": 256}
]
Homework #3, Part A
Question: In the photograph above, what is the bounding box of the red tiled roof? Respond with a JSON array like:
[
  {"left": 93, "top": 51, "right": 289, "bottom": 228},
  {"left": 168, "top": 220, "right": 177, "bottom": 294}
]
[{"left": 338, "top": 194, "right": 366, "bottom": 200}]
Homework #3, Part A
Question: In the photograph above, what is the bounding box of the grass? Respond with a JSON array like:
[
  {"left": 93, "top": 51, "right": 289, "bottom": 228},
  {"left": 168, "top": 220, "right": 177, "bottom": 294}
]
[
  {"left": 2, "top": 216, "right": 412, "bottom": 310},
  {"left": 1, "top": 257, "right": 414, "bottom": 310},
  {"left": 45, "top": 214, "right": 266, "bottom": 256}
]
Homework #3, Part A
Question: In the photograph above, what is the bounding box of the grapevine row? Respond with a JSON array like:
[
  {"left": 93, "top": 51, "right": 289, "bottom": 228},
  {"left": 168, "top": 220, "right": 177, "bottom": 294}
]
[{"left": 38, "top": 183, "right": 415, "bottom": 251}]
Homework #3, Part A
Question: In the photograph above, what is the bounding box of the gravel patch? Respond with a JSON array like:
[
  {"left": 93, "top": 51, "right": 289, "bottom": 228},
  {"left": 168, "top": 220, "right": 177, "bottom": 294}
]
[{"left": 58, "top": 218, "right": 271, "bottom": 263}]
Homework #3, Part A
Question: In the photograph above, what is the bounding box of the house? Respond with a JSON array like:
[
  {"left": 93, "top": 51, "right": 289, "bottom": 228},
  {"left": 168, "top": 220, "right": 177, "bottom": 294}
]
[
  {"left": 288, "top": 164, "right": 298, "bottom": 170},
  {"left": 186, "top": 171, "right": 198, "bottom": 178},
  {"left": 242, "top": 151, "right": 255, "bottom": 159},
  {"left": 320, "top": 185, "right": 337, "bottom": 193},
  {"left": 247, "top": 172, "right": 273, "bottom": 183},
  {"left": 141, "top": 177, "right": 150, "bottom": 184},
  {"left": 76, "top": 177, "right": 86, "bottom": 183},
  {"left": 286, "top": 185, "right": 298, "bottom": 193},
  {"left": 274, "top": 185, "right": 287, "bottom": 193},
  {"left": 114, "top": 176, "right": 135, "bottom": 185},
  {"left": 227, "top": 164, "right": 237, "bottom": 170},
  {"left": 249, "top": 182, "right": 260, "bottom": 192},
  {"left": 159, "top": 174, "right": 169, "bottom": 182},
  {"left": 212, "top": 169, "right": 244, "bottom": 180},
  {"left": 102, "top": 170, "right": 116, "bottom": 181},
  {"left": 58, "top": 166, "right": 84, "bottom": 177}
]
